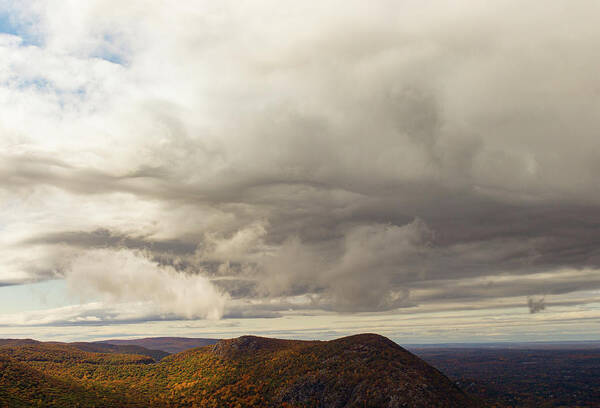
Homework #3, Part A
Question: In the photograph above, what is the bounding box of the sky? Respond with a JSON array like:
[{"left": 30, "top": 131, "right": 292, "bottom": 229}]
[{"left": 1, "top": 0, "right": 600, "bottom": 344}]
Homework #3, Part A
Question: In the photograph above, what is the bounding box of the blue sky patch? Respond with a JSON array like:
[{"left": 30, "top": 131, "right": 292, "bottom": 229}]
[
  {"left": 90, "top": 32, "right": 128, "bottom": 65},
  {"left": 0, "top": 279, "right": 71, "bottom": 314},
  {"left": 0, "top": 11, "right": 18, "bottom": 35},
  {"left": 0, "top": 9, "right": 40, "bottom": 46}
]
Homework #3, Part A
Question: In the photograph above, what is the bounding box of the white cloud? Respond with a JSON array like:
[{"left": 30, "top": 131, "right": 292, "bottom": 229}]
[{"left": 66, "top": 249, "right": 228, "bottom": 320}]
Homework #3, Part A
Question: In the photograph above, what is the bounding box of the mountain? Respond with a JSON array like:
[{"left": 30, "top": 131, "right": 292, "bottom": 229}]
[
  {"left": 0, "top": 339, "right": 42, "bottom": 347},
  {"left": 0, "top": 338, "right": 168, "bottom": 362},
  {"left": 0, "top": 341, "right": 156, "bottom": 365},
  {"left": 202, "top": 334, "right": 479, "bottom": 407},
  {"left": 69, "top": 342, "right": 169, "bottom": 362},
  {"left": 97, "top": 336, "right": 219, "bottom": 354},
  {"left": 0, "top": 333, "right": 480, "bottom": 407}
]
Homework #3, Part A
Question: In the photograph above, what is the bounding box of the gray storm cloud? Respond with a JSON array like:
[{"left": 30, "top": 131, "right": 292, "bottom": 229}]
[
  {"left": 528, "top": 296, "right": 546, "bottom": 314},
  {"left": 1, "top": 0, "right": 600, "bottom": 320}
]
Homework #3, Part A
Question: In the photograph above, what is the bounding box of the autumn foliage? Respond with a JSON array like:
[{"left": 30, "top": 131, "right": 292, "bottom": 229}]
[{"left": 0, "top": 334, "right": 478, "bottom": 407}]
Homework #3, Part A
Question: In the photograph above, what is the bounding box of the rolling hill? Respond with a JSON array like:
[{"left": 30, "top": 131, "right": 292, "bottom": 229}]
[
  {"left": 96, "top": 336, "right": 219, "bottom": 354},
  {"left": 0, "top": 354, "right": 137, "bottom": 408},
  {"left": 0, "top": 333, "right": 479, "bottom": 407},
  {"left": 0, "top": 338, "right": 166, "bottom": 362},
  {"left": 69, "top": 342, "right": 169, "bottom": 362}
]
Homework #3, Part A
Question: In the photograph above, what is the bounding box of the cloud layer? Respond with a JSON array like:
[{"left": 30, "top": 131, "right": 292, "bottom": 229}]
[{"left": 1, "top": 0, "right": 600, "bottom": 324}]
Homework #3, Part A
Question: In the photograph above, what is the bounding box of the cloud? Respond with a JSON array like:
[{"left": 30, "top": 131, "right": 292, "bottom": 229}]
[
  {"left": 320, "top": 220, "right": 431, "bottom": 311},
  {"left": 66, "top": 249, "right": 228, "bottom": 320},
  {"left": 25, "top": 228, "right": 197, "bottom": 256},
  {"left": 528, "top": 296, "right": 546, "bottom": 314},
  {"left": 1, "top": 0, "right": 600, "bottom": 323}
]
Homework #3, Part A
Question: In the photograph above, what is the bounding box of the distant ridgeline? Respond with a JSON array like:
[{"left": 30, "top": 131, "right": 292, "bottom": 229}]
[
  {"left": 0, "top": 334, "right": 480, "bottom": 407},
  {"left": 96, "top": 336, "right": 219, "bottom": 355}
]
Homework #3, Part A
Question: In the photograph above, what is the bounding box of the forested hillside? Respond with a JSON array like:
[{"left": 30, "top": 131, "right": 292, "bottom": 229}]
[{"left": 0, "top": 334, "right": 479, "bottom": 407}]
